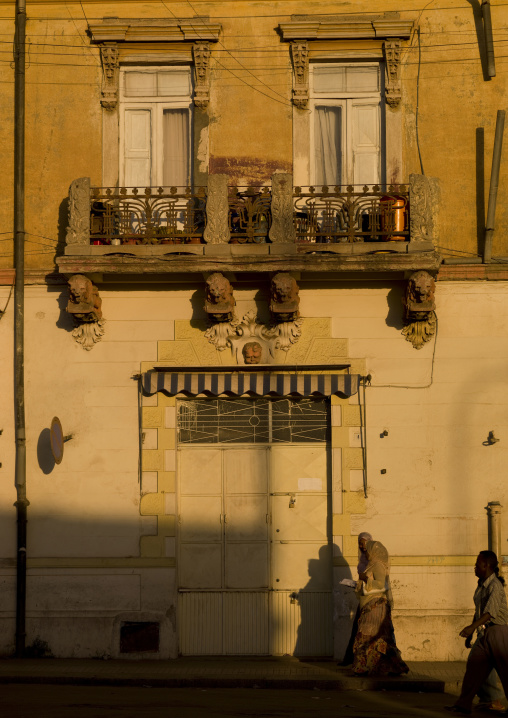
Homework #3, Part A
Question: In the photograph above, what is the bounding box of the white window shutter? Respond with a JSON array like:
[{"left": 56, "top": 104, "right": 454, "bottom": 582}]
[
  {"left": 351, "top": 101, "right": 380, "bottom": 186},
  {"left": 124, "top": 109, "right": 152, "bottom": 188}
]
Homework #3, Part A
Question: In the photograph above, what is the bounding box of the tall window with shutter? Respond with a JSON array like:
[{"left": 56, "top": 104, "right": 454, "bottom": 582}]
[
  {"left": 120, "top": 67, "right": 193, "bottom": 188},
  {"left": 311, "top": 63, "right": 383, "bottom": 187}
]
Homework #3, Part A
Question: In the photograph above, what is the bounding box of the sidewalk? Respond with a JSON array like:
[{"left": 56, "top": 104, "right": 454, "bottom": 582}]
[{"left": 0, "top": 657, "right": 466, "bottom": 694}]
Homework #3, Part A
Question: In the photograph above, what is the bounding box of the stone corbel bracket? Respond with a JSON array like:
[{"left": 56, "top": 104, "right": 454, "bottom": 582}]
[
  {"left": 401, "top": 270, "right": 436, "bottom": 350},
  {"left": 100, "top": 43, "right": 119, "bottom": 111},
  {"left": 290, "top": 41, "right": 309, "bottom": 109},
  {"left": 66, "top": 274, "right": 106, "bottom": 351},
  {"left": 383, "top": 40, "right": 402, "bottom": 109},
  {"left": 192, "top": 42, "right": 211, "bottom": 108}
]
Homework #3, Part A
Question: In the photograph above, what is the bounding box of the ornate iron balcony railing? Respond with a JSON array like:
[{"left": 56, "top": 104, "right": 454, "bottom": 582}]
[
  {"left": 228, "top": 186, "right": 272, "bottom": 244},
  {"left": 84, "top": 182, "right": 411, "bottom": 246},
  {"left": 293, "top": 184, "right": 409, "bottom": 244},
  {"left": 90, "top": 186, "right": 207, "bottom": 245}
]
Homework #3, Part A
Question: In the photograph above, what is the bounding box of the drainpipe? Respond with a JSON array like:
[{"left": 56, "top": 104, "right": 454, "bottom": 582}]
[
  {"left": 481, "top": 0, "right": 496, "bottom": 78},
  {"left": 486, "top": 501, "right": 503, "bottom": 562},
  {"left": 14, "top": 0, "right": 28, "bottom": 659},
  {"left": 484, "top": 110, "right": 505, "bottom": 263}
]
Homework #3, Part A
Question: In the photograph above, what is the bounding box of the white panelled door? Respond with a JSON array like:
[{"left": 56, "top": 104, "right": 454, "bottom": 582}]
[{"left": 177, "top": 435, "right": 332, "bottom": 656}]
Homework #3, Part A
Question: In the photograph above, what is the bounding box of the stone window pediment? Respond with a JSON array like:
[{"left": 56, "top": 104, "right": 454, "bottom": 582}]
[
  {"left": 89, "top": 20, "right": 221, "bottom": 110},
  {"left": 279, "top": 16, "right": 414, "bottom": 110}
]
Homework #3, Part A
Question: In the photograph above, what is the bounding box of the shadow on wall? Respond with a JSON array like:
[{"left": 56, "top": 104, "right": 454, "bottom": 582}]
[
  {"left": 385, "top": 285, "right": 405, "bottom": 330},
  {"left": 294, "top": 544, "right": 353, "bottom": 659}
]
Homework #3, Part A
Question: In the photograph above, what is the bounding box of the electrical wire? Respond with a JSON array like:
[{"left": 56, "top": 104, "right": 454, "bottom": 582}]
[
  {"left": 0, "top": 282, "right": 14, "bottom": 320},
  {"left": 365, "top": 315, "right": 439, "bottom": 390},
  {"left": 415, "top": 27, "right": 425, "bottom": 175}
]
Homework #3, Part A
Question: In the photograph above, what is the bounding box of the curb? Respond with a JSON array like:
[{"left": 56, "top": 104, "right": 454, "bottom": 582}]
[{"left": 0, "top": 674, "right": 446, "bottom": 692}]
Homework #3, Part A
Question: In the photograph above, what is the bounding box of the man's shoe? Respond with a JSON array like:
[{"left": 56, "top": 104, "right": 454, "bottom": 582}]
[{"left": 444, "top": 707, "right": 471, "bottom": 715}]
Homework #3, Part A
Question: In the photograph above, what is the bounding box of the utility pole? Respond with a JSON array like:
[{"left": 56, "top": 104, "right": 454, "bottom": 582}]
[{"left": 14, "top": 0, "right": 28, "bottom": 659}]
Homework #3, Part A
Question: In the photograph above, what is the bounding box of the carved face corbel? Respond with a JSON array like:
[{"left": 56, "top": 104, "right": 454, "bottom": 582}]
[
  {"left": 402, "top": 270, "right": 436, "bottom": 349},
  {"left": 66, "top": 275, "right": 105, "bottom": 350},
  {"left": 204, "top": 272, "right": 235, "bottom": 323},
  {"left": 269, "top": 272, "right": 300, "bottom": 323}
]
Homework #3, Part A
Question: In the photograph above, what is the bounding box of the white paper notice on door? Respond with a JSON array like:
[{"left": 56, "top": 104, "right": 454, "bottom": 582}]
[{"left": 297, "top": 477, "right": 322, "bottom": 491}]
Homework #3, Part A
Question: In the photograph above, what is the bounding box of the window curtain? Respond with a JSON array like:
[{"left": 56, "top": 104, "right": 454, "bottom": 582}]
[
  {"left": 163, "top": 108, "right": 190, "bottom": 187},
  {"left": 315, "top": 106, "right": 341, "bottom": 186}
]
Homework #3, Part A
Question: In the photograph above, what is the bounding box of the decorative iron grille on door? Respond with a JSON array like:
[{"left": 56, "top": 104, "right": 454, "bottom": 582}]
[{"left": 177, "top": 398, "right": 329, "bottom": 444}]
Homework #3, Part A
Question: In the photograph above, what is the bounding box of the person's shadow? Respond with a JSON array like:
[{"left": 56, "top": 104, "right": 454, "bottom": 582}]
[{"left": 293, "top": 543, "right": 353, "bottom": 659}]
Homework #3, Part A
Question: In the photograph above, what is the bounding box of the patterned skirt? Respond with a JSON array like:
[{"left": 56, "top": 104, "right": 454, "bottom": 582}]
[{"left": 352, "top": 596, "right": 409, "bottom": 676}]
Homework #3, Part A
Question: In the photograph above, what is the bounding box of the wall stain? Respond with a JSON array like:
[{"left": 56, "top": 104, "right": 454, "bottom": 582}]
[{"left": 209, "top": 156, "right": 292, "bottom": 185}]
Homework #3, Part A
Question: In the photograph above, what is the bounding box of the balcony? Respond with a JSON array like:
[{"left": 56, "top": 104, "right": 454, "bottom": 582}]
[{"left": 58, "top": 173, "right": 441, "bottom": 276}]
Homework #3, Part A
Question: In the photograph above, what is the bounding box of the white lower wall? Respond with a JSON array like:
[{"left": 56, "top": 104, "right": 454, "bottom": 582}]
[{"left": 0, "top": 280, "right": 506, "bottom": 659}]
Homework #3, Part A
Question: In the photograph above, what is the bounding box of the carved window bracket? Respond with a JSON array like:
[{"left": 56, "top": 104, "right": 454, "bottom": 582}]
[
  {"left": 193, "top": 42, "right": 211, "bottom": 108},
  {"left": 290, "top": 41, "right": 309, "bottom": 109},
  {"left": 100, "top": 43, "right": 119, "bottom": 111},
  {"left": 383, "top": 40, "right": 403, "bottom": 109}
]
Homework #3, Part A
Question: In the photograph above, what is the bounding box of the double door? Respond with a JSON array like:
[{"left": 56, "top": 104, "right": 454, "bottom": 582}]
[{"left": 177, "top": 444, "right": 332, "bottom": 655}]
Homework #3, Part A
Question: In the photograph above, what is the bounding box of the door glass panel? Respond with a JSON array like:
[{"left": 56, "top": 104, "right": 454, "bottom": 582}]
[
  {"left": 313, "top": 65, "right": 346, "bottom": 93},
  {"left": 346, "top": 66, "right": 379, "bottom": 92},
  {"left": 163, "top": 108, "right": 190, "bottom": 187},
  {"left": 158, "top": 70, "right": 192, "bottom": 96},
  {"left": 314, "top": 106, "right": 342, "bottom": 186},
  {"left": 124, "top": 72, "right": 156, "bottom": 97}
]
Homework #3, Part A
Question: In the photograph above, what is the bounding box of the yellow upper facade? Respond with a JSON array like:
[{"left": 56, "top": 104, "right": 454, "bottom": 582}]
[{"left": 0, "top": 0, "right": 507, "bottom": 270}]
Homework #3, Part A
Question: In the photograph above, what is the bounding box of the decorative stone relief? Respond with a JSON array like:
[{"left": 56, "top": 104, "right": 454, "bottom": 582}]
[
  {"left": 269, "top": 174, "right": 297, "bottom": 243},
  {"left": 203, "top": 175, "right": 230, "bottom": 244},
  {"left": 290, "top": 41, "right": 309, "bottom": 109},
  {"left": 192, "top": 42, "right": 211, "bottom": 108},
  {"left": 100, "top": 43, "right": 119, "bottom": 111},
  {"left": 401, "top": 270, "right": 436, "bottom": 350},
  {"left": 269, "top": 272, "right": 300, "bottom": 322},
  {"left": 66, "top": 177, "right": 90, "bottom": 245},
  {"left": 204, "top": 274, "right": 303, "bottom": 358},
  {"left": 409, "top": 173, "right": 439, "bottom": 244},
  {"left": 383, "top": 40, "right": 403, "bottom": 109},
  {"left": 66, "top": 274, "right": 105, "bottom": 351}
]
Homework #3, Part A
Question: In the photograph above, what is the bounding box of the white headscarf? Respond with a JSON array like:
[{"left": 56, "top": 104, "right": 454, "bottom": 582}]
[{"left": 357, "top": 531, "right": 373, "bottom": 574}]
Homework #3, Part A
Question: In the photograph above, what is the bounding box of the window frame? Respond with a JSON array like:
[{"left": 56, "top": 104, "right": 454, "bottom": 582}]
[
  {"left": 308, "top": 61, "right": 385, "bottom": 187},
  {"left": 119, "top": 66, "right": 194, "bottom": 188}
]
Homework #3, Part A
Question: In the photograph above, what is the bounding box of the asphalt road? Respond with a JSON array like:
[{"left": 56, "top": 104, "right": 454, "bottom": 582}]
[{"left": 0, "top": 685, "right": 465, "bottom": 718}]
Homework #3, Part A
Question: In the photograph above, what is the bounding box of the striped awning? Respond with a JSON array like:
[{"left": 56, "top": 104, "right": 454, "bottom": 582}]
[{"left": 143, "top": 372, "right": 359, "bottom": 397}]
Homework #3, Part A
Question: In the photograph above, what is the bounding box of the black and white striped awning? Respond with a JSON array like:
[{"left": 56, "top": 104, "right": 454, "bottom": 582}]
[{"left": 143, "top": 372, "right": 359, "bottom": 397}]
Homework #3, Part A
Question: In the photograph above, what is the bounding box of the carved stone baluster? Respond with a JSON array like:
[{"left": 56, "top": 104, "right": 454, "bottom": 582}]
[
  {"left": 409, "top": 173, "right": 440, "bottom": 244},
  {"left": 290, "top": 41, "right": 309, "bottom": 109},
  {"left": 203, "top": 174, "right": 230, "bottom": 244},
  {"left": 66, "top": 177, "right": 91, "bottom": 246},
  {"left": 100, "top": 43, "right": 119, "bottom": 111},
  {"left": 192, "top": 42, "right": 211, "bottom": 108},
  {"left": 269, "top": 173, "right": 297, "bottom": 244}
]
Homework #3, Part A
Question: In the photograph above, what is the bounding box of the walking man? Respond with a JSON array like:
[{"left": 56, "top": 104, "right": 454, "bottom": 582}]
[{"left": 447, "top": 550, "right": 508, "bottom": 714}]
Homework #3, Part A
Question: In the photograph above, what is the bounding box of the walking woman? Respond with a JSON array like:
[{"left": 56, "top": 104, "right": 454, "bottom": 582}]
[
  {"left": 352, "top": 540, "right": 409, "bottom": 676},
  {"left": 341, "top": 531, "right": 372, "bottom": 665}
]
